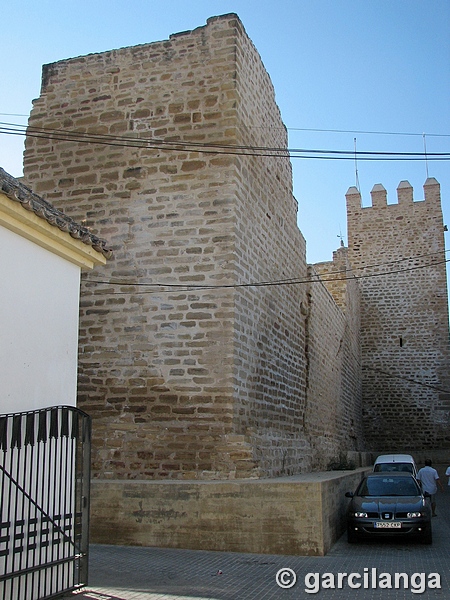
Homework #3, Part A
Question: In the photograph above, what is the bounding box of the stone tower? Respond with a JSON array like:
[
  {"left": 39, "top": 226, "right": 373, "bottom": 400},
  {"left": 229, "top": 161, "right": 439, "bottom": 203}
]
[
  {"left": 346, "top": 179, "right": 450, "bottom": 451},
  {"left": 22, "top": 14, "right": 313, "bottom": 479},
  {"left": 22, "top": 14, "right": 364, "bottom": 480}
]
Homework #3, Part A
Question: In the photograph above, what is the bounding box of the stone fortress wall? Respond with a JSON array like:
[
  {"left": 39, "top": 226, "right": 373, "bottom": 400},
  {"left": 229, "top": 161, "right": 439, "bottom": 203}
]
[
  {"left": 346, "top": 180, "right": 450, "bottom": 451},
  {"left": 22, "top": 13, "right": 448, "bottom": 484}
]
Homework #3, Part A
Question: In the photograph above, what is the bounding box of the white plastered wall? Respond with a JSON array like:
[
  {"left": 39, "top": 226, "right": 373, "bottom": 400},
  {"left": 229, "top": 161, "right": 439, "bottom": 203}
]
[{"left": 0, "top": 224, "right": 81, "bottom": 413}]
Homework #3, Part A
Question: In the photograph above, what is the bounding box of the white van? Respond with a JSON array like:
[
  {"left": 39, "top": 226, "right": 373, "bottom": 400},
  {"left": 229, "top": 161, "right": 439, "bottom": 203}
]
[{"left": 373, "top": 454, "right": 418, "bottom": 478}]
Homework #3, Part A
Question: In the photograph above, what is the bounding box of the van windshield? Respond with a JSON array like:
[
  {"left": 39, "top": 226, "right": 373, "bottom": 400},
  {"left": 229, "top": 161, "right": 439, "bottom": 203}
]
[{"left": 373, "top": 463, "right": 414, "bottom": 474}]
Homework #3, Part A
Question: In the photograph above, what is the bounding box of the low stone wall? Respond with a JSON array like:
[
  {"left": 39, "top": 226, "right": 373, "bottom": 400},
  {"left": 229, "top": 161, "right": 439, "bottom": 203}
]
[{"left": 90, "top": 468, "right": 369, "bottom": 556}]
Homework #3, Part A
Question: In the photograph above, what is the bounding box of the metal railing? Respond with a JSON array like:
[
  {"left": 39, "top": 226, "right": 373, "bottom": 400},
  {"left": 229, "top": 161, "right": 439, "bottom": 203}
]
[{"left": 0, "top": 406, "right": 91, "bottom": 600}]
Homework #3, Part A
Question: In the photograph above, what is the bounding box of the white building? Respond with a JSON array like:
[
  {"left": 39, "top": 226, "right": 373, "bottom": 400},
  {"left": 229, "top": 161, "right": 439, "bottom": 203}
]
[
  {"left": 0, "top": 167, "right": 111, "bottom": 600},
  {"left": 0, "top": 167, "right": 111, "bottom": 413}
]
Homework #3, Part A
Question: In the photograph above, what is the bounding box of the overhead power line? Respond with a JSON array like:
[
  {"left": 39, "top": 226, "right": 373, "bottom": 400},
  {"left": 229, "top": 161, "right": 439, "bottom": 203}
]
[
  {"left": 83, "top": 255, "right": 450, "bottom": 295},
  {"left": 1, "top": 122, "right": 449, "bottom": 161},
  {"left": 0, "top": 113, "right": 30, "bottom": 118},
  {"left": 286, "top": 126, "right": 450, "bottom": 138},
  {"left": 1, "top": 113, "right": 449, "bottom": 138}
]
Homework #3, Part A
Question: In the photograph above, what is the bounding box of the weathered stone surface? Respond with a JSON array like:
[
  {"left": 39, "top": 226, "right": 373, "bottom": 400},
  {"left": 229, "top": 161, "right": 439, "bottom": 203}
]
[
  {"left": 25, "top": 14, "right": 326, "bottom": 480},
  {"left": 346, "top": 179, "right": 450, "bottom": 450},
  {"left": 90, "top": 469, "right": 369, "bottom": 555},
  {"left": 22, "top": 13, "right": 448, "bottom": 486}
]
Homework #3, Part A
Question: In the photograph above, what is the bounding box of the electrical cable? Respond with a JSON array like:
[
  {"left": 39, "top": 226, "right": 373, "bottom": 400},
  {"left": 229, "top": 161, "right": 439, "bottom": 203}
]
[
  {"left": 286, "top": 127, "right": 450, "bottom": 138},
  {"left": 3, "top": 119, "right": 449, "bottom": 394},
  {"left": 1, "top": 121, "right": 449, "bottom": 161},
  {"left": 82, "top": 256, "right": 450, "bottom": 294},
  {"left": 1, "top": 113, "right": 449, "bottom": 138},
  {"left": 362, "top": 365, "right": 450, "bottom": 394}
]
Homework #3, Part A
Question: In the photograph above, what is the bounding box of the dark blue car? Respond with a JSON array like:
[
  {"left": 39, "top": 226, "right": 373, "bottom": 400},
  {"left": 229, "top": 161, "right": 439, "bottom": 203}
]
[{"left": 345, "top": 472, "right": 432, "bottom": 544}]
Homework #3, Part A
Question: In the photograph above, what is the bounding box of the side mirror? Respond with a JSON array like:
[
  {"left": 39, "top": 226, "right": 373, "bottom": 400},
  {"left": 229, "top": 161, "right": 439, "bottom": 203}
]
[{"left": 345, "top": 492, "right": 354, "bottom": 498}]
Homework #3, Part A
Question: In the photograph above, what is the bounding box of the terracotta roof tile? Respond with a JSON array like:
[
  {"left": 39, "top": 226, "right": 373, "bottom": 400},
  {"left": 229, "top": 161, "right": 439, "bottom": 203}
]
[{"left": 0, "top": 168, "right": 112, "bottom": 259}]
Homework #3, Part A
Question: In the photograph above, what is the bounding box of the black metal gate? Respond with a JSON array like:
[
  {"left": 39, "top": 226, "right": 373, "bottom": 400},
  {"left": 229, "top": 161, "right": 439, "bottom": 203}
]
[{"left": 0, "top": 406, "right": 91, "bottom": 600}]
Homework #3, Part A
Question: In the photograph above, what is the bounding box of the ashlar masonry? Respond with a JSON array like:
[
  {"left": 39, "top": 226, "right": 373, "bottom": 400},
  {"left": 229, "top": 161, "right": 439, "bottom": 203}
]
[{"left": 21, "top": 14, "right": 449, "bottom": 483}]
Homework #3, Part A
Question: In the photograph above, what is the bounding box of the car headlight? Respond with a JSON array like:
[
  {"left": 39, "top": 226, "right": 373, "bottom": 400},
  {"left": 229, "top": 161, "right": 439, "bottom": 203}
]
[
  {"left": 351, "top": 511, "right": 368, "bottom": 518},
  {"left": 407, "top": 512, "right": 422, "bottom": 518}
]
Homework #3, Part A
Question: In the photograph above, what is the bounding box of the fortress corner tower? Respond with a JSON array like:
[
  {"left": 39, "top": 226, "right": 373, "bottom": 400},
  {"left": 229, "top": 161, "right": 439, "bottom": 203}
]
[{"left": 346, "top": 179, "right": 450, "bottom": 452}]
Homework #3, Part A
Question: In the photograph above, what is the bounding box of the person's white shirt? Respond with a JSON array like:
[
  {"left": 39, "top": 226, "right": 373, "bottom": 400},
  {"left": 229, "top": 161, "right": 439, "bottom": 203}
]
[{"left": 417, "top": 465, "right": 439, "bottom": 494}]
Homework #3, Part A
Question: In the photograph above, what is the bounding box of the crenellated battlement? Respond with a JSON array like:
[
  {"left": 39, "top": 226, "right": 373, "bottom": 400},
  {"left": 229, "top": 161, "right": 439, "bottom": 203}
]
[
  {"left": 346, "top": 173, "right": 449, "bottom": 453},
  {"left": 346, "top": 177, "right": 441, "bottom": 212}
]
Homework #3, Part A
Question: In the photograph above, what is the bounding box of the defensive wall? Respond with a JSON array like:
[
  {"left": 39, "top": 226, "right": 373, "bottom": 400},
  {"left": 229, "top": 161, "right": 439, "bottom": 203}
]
[
  {"left": 346, "top": 180, "right": 450, "bottom": 451},
  {"left": 306, "top": 247, "right": 362, "bottom": 468},
  {"left": 23, "top": 13, "right": 364, "bottom": 482},
  {"left": 19, "top": 13, "right": 449, "bottom": 553}
]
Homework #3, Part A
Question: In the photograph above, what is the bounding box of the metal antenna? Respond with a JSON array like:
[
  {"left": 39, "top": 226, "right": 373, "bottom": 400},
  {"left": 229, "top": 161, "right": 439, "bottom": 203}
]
[
  {"left": 423, "top": 133, "right": 429, "bottom": 178},
  {"left": 354, "top": 137, "right": 360, "bottom": 192}
]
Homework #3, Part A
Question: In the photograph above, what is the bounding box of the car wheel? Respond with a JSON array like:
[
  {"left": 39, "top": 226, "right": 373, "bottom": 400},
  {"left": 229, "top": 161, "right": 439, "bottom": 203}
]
[
  {"left": 421, "top": 526, "right": 432, "bottom": 545},
  {"left": 347, "top": 527, "right": 358, "bottom": 544}
]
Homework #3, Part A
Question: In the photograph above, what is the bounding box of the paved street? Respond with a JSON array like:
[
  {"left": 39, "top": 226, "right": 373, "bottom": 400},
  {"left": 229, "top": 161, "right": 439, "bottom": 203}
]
[{"left": 67, "top": 489, "right": 450, "bottom": 599}]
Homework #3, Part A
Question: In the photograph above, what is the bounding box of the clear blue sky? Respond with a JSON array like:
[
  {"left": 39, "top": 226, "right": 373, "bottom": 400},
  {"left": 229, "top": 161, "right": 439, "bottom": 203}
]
[{"left": 1, "top": 0, "right": 449, "bottom": 266}]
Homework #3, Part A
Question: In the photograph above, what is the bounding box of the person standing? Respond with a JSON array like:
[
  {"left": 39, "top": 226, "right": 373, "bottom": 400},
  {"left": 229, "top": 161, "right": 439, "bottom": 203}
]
[
  {"left": 446, "top": 465, "right": 450, "bottom": 487},
  {"left": 417, "top": 459, "right": 444, "bottom": 517}
]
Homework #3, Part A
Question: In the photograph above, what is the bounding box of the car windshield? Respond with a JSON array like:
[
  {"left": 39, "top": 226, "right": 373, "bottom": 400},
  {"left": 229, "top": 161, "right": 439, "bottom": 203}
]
[
  {"left": 358, "top": 476, "right": 420, "bottom": 497},
  {"left": 373, "top": 463, "right": 414, "bottom": 474}
]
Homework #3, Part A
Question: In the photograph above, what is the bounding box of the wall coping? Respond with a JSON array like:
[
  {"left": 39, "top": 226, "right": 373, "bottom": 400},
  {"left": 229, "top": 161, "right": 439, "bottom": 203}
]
[{"left": 93, "top": 469, "right": 367, "bottom": 486}]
